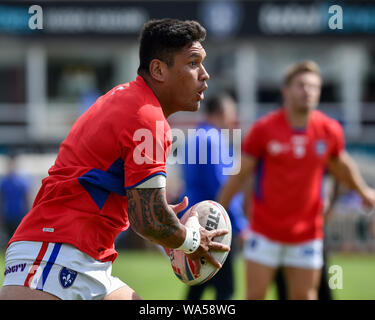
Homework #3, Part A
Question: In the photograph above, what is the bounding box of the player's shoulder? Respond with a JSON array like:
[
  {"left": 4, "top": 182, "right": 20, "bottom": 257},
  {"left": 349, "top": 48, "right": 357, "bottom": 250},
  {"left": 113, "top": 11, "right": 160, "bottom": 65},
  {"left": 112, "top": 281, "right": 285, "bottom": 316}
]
[
  {"left": 106, "top": 76, "right": 165, "bottom": 125},
  {"left": 251, "top": 108, "right": 284, "bottom": 130},
  {"left": 105, "top": 77, "right": 147, "bottom": 108},
  {"left": 311, "top": 110, "right": 343, "bottom": 133}
]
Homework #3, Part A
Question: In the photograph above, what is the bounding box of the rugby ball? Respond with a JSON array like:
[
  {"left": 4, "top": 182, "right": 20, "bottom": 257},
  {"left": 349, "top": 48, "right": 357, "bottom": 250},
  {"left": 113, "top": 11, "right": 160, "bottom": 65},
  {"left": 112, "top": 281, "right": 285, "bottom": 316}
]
[{"left": 169, "top": 200, "right": 232, "bottom": 286}]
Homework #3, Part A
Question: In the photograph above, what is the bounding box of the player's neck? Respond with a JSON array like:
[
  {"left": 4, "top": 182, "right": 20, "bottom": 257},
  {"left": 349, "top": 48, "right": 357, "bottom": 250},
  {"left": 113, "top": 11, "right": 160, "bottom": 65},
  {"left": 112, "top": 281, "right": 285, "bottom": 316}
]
[
  {"left": 141, "top": 74, "right": 174, "bottom": 118},
  {"left": 285, "top": 106, "right": 311, "bottom": 128}
]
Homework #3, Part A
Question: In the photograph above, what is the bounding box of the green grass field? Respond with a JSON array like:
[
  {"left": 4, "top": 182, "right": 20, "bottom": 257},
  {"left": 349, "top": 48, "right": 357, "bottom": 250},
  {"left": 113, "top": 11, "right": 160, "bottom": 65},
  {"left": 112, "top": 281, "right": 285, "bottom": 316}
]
[{"left": 1, "top": 249, "right": 374, "bottom": 299}]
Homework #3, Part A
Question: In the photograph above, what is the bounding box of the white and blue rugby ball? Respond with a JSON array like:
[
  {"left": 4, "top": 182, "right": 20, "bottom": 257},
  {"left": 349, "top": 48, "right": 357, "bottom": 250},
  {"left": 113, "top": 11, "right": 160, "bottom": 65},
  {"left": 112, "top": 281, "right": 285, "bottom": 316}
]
[{"left": 169, "top": 200, "right": 232, "bottom": 286}]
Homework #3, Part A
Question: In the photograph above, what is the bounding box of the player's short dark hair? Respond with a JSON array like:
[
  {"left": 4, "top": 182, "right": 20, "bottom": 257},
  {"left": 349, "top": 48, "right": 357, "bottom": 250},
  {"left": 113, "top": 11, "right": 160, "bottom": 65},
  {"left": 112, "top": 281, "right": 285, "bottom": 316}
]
[
  {"left": 205, "top": 93, "right": 233, "bottom": 115},
  {"left": 137, "top": 18, "right": 206, "bottom": 75}
]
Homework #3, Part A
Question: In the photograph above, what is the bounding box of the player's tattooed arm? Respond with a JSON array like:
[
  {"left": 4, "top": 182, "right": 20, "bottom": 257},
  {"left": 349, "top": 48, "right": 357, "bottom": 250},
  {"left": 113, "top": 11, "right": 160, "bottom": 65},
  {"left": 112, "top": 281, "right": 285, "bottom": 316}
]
[{"left": 126, "top": 188, "right": 186, "bottom": 248}]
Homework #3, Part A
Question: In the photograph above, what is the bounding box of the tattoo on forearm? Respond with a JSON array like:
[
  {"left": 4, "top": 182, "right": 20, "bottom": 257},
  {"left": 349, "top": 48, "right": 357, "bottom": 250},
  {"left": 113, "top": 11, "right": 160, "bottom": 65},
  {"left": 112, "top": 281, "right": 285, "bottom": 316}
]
[{"left": 126, "top": 188, "right": 180, "bottom": 242}]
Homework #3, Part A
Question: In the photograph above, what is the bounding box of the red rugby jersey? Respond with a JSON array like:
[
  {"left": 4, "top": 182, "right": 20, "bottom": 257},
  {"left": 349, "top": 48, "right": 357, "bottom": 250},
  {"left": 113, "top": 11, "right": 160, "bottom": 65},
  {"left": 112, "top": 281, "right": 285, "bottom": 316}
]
[
  {"left": 10, "top": 76, "right": 172, "bottom": 262},
  {"left": 242, "top": 108, "right": 344, "bottom": 243}
]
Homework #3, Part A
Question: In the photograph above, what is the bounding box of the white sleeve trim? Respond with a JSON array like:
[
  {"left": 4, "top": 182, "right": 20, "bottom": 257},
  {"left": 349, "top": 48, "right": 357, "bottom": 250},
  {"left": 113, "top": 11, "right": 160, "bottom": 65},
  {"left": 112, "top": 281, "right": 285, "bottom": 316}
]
[{"left": 135, "top": 174, "right": 166, "bottom": 189}]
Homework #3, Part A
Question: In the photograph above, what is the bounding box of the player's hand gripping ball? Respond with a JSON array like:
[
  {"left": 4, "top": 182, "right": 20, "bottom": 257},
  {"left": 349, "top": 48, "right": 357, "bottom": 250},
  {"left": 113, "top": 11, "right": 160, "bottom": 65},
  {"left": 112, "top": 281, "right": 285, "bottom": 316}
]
[{"left": 169, "top": 200, "right": 232, "bottom": 286}]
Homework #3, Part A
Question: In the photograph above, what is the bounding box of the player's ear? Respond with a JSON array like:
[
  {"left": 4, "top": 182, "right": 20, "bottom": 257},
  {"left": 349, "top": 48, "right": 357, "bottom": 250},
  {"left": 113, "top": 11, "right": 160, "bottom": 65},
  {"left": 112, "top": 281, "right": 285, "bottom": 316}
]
[{"left": 149, "top": 59, "right": 168, "bottom": 82}]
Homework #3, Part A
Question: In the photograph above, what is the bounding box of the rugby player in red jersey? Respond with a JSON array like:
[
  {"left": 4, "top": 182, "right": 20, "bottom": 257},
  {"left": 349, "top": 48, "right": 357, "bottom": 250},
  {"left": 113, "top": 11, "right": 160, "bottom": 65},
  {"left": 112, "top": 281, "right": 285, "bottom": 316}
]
[
  {"left": 0, "top": 19, "right": 230, "bottom": 300},
  {"left": 218, "top": 61, "right": 375, "bottom": 300}
]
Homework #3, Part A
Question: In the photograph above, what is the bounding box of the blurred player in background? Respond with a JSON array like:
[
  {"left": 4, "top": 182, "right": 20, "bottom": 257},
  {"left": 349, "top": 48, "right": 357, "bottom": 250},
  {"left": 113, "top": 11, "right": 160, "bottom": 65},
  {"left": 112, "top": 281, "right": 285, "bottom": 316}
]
[
  {"left": 0, "top": 155, "right": 31, "bottom": 244},
  {"left": 244, "top": 174, "right": 334, "bottom": 300},
  {"left": 274, "top": 174, "right": 337, "bottom": 300},
  {"left": 182, "top": 93, "right": 248, "bottom": 300},
  {"left": 0, "top": 18, "right": 230, "bottom": 300},
  {"left": 218, "top": 61, "right": 375, "bottom": 300}
]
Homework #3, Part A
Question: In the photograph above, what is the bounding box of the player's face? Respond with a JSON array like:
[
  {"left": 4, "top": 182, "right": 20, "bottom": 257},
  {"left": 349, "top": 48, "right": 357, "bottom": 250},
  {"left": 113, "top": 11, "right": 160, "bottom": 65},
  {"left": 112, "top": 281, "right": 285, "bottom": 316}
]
[
  {"left": 165, "top": 41, "right": 209, "bottom": 113},
  {"left": 283, "top": 72, "right": 322, "bottom": 113}
]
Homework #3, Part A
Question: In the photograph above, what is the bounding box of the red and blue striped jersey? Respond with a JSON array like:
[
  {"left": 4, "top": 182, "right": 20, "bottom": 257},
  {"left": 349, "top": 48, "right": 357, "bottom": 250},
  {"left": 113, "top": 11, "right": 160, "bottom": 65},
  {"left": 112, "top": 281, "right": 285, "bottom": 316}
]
[
  {"left": 10, "top": 76, "right": 172, "bottom": 262},
  {"left": 242, "top": 108, "right": 344, "bottom": 243}
]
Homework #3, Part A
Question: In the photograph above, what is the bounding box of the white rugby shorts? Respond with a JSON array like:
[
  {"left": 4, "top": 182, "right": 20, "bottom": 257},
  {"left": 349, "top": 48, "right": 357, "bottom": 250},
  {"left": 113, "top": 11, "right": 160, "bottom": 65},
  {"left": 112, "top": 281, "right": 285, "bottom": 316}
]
[
  {"left": 243, "top": 231, "right": 323, "bottom": 269},
  {"left": 2, "top": 241, "right": 126, "bottom": 300}
]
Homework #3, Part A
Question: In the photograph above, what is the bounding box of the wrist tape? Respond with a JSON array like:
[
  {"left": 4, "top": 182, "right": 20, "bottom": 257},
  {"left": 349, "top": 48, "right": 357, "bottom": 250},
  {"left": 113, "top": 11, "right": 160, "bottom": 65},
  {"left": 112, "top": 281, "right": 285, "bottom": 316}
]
[{"left": 177, "top": 215, "right": 201, "bottom": 254}]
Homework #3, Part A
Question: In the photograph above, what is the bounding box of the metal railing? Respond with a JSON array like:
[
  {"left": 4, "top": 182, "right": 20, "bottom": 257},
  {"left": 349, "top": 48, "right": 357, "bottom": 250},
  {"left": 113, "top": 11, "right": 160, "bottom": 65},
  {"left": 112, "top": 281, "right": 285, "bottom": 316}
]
[{"left": 1, "top": 102, "right": 375, "bottom": 146}]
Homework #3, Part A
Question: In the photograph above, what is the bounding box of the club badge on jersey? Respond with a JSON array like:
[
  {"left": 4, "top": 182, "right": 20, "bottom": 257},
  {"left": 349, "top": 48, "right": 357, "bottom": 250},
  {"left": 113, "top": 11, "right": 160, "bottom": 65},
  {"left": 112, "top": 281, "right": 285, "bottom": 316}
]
[{"left": 315, "top": 140, "right": 327, "bottom": 156}]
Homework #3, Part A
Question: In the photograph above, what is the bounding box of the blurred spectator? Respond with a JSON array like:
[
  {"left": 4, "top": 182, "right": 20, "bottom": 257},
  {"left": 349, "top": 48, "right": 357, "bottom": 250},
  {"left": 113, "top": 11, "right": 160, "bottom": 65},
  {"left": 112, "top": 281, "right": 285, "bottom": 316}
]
[
  {"left": 79, "top": 87, "right": 101, "bottom": 115},
  {"left": 181, "top": 93, "right": 248, "bottom": 300},
  {"left": 0, "top": 155, "right": 31, "bottom": 242}
]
